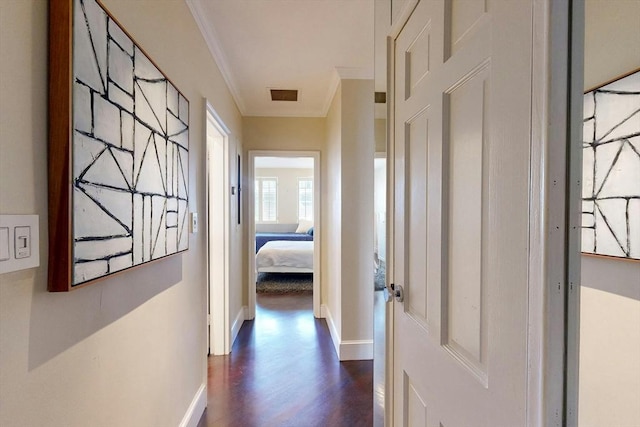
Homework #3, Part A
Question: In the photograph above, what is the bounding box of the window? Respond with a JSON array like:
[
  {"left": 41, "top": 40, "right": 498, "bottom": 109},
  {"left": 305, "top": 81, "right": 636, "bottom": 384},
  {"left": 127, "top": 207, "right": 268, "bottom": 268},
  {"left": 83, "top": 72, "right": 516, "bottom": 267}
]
[
  {"left": 255, "top": 177, "right": 277, "bottom": 222},
  {"left": 298, "top": 178, "right": 313, "bottom": 221}
]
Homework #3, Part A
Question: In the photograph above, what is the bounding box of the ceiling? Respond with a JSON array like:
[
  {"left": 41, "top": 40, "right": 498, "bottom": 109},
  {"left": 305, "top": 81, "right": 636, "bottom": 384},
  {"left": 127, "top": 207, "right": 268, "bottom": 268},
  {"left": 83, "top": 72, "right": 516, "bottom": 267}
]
[{"left": 186, "top": 0, "right": 374, "bottom": 118}]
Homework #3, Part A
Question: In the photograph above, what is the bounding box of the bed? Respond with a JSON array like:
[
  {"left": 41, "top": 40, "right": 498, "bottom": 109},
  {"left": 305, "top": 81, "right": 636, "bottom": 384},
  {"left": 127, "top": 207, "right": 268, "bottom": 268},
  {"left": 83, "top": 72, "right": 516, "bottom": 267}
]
[
  {"left": 255, "top": 232, "right": 313, "bottom": 253},
  {"left": 256, "top": 240, "right": 314, "bottom": 273}
]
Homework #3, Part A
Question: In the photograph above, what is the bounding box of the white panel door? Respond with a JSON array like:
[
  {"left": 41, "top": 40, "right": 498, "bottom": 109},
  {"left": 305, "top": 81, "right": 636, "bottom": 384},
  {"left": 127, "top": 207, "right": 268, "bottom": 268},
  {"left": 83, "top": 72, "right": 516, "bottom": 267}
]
[{"left": 392, "top": 0, "right": 534, "bottom": 425}]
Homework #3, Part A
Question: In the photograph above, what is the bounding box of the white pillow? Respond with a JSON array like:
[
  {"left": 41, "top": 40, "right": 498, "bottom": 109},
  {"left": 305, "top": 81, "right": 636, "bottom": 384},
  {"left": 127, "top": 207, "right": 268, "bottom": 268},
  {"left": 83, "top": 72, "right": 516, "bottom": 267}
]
[{"left": 295, "top": 220, "right": 313, "bottom": 233}]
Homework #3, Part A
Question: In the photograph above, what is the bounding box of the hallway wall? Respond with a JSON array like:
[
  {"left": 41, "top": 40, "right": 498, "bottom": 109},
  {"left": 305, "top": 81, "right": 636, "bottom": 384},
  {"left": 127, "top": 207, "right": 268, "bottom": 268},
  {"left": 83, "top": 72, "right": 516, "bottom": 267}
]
[
  {"left": 323, "top": 78, "right": 375, "bottom": 360},
  {"left": 241, "top": 116, "right": 326, "bottom": 305},
  {"left": 0, "top": 1, "right": 243, "bottom": 425},
  {"left": 579, "top": 1, "right": 640, "bottom": 425}
]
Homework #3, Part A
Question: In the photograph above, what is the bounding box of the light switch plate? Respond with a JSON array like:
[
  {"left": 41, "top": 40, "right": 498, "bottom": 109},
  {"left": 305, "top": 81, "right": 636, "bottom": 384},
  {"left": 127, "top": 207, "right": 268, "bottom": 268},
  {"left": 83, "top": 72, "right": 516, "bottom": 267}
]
[
  {"left": 0, "top": 227, "right": 9, "bottom": 261},
  {"left": 190, "top": 212, "right": 198, "bottom": 233},
  {"left": 14, "top": 226, "right": 31, "bottom": 259},
  {"left": 0, "top": 215, "right": 40, "bottom": 274}
]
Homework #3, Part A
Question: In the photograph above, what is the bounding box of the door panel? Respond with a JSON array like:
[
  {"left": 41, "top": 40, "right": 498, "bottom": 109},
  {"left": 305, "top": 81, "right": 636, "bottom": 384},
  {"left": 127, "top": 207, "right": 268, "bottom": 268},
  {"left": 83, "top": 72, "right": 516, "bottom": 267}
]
[
  {"left": 442, "top": 64, "right": 489, "bottom": 381},
  {"left": 406, "top": 108, "right": 430, "bottom": 330},
  {"left": 446, "top": 0, "right": 488, "bottom": 57},
  {"left": 393, "top": 0, "right": 533, "bottom": 425}
]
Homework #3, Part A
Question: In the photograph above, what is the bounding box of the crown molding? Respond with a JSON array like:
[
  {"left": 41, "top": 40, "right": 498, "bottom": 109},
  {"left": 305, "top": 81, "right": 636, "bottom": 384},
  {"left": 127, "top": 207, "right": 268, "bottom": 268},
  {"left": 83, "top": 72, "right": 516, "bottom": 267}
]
[
  {"left": 185, "top": 0, "right": 247, "bottom": 114},
  {"left": 320, "top": 67, "right": 373, "bottom": 116},
  {"left": 321, "top": 71, "right": 342, "bottom": 116}
]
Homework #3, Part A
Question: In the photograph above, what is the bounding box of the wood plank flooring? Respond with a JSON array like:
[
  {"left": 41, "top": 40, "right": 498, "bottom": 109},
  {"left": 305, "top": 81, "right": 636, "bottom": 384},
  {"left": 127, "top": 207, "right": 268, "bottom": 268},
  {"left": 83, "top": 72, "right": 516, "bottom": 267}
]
[{"left": 198, "top": 293, "right": 374, "bottom": 427}]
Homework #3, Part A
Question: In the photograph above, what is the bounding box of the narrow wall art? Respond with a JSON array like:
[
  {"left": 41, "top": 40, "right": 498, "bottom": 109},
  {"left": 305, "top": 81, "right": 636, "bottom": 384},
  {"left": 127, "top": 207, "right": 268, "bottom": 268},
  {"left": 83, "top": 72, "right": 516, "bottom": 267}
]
[
  {"left": 48, "top": 0, "right": 189, "bottom": 291},
  {"left": 582, "top": 69, "right": 639, "bottom": 260}
]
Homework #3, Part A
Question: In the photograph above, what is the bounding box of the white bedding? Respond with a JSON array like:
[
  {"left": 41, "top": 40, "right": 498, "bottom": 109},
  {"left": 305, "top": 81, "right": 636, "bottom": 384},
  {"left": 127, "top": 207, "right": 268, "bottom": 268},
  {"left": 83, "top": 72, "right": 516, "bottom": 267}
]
[{"left": 256, "top": 240, "right": 314, "bottom": 272}]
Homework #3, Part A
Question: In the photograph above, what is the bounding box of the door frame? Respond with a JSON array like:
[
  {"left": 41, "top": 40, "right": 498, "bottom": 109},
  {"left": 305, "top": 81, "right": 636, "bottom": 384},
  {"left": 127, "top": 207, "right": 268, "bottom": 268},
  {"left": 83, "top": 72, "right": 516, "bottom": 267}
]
[
  {"left": 247, "top": 150, "right": 322, "bottom": 319},
  {"left": 206, "top": 101, "right": 232, "bottom": 355},
  {"left": 384, "top": 0, "right": 581, "bottom": 425}
]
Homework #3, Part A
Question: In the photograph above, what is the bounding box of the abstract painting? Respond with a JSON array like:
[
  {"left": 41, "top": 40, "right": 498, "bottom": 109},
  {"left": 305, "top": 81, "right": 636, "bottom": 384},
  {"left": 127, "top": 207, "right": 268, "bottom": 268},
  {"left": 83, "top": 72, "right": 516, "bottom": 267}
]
[
  {"left": 48, "top": 0, "right": 189, "bottom": 290},
  {"left": 582, "top": 69, "right": 639, "bottom": 260}
]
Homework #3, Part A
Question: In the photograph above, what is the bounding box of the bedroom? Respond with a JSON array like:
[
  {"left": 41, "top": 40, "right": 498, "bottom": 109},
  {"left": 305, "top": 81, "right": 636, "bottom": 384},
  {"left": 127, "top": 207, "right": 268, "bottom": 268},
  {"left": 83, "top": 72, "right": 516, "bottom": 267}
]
[{"left": 251, "top": 155, "right": 319, "bottom": 301}]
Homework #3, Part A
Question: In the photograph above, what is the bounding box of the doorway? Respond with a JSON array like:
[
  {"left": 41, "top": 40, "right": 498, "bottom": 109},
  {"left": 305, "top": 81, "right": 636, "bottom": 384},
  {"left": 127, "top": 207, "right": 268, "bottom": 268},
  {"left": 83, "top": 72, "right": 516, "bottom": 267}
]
[
  {"left": 373, "top": 153, "right": 386, "bottom": 426},
  {"left": 206, "top": 103, "right": 231, "bottom": 356},
  {"left": 247, "top": 151, "right": 321, "bottom": 320}
]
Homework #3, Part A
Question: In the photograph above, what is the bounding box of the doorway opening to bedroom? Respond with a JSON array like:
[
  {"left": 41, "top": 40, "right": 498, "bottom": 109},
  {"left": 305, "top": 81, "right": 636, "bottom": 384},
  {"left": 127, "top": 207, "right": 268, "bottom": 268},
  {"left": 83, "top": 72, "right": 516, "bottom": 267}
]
[{"left": 248, "top": 151, "right": 321, "bottom": 320}]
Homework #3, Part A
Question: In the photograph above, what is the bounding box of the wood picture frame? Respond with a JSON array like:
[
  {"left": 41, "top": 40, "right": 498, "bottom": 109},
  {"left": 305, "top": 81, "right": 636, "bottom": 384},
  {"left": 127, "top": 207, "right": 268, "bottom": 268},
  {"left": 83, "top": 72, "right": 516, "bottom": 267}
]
[{"left": 48, "top": 0, "right": 190, "bottom": 291}]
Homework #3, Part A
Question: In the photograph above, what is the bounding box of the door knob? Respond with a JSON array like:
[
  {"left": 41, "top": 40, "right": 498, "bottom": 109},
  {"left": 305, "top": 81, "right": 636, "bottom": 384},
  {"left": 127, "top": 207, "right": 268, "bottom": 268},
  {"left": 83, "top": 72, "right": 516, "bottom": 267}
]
[{"left": 385, "top": 283, "right": 404, "bottom": 303}]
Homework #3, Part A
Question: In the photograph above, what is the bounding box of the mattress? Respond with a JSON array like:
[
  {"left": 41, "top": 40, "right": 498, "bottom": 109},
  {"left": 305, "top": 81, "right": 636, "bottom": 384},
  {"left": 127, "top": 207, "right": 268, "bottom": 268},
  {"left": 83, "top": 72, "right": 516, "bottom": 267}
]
[{"left": 256, "top": 240, "right": 314, "bottom": 272}]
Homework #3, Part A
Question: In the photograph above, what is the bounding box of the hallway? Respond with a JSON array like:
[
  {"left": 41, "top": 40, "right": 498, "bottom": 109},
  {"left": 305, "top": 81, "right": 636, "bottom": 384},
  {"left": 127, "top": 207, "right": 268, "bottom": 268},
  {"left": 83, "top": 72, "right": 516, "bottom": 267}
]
[{"left": 198, "top": 293, "right": 374, "bottom": 427}]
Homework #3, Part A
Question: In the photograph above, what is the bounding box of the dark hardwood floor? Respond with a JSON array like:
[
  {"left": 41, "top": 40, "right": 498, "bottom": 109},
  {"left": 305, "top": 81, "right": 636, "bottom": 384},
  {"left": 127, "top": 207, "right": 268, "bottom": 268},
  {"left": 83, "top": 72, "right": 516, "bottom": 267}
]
[{"left": 198, "top": 293, "right": 374, "bottom": 427}]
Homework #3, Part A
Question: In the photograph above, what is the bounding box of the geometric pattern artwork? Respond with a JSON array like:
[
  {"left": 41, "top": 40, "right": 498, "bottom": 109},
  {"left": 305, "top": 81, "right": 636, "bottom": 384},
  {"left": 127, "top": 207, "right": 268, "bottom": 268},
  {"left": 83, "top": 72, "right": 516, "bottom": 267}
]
[
  {"left": 582, "top": 69, "right": 639, "bottom": 260},
  {"left": 72, "top": 0, "right": 189, "bottom": 285}
]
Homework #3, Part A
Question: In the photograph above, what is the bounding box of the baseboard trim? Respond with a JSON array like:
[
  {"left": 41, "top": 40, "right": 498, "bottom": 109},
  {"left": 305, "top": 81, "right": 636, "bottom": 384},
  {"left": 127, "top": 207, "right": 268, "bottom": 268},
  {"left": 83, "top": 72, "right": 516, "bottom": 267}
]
[
  {"left": 321, "top": 304, "right": 374, "bottom": 361},
  {"left": 320, "top": 304, "right": 329, "bottom": 319},
  {"left": 322, "top": 304, "right": 341, "bottom": 359},
  {"left": 231, "top": 306, "right": 246, "bottom": 347},
  {"left": 179, "top": 383, "right": 206, "bottom": 427},
  {"left": 340, "top": 339, "right": 374, "bottom": 361},
  {"left": 243, "top": 305, "right": 254, "bottom": 320}
]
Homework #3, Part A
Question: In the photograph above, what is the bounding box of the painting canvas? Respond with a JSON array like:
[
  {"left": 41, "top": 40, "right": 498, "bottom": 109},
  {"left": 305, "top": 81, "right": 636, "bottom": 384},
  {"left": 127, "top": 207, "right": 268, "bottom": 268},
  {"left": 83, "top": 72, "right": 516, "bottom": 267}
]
[
  {"left": 48, "top": 0, "right": 189, "bottom": 290},
  {"left": 581, "top": 70, "right": 639, "bottom": 260}
]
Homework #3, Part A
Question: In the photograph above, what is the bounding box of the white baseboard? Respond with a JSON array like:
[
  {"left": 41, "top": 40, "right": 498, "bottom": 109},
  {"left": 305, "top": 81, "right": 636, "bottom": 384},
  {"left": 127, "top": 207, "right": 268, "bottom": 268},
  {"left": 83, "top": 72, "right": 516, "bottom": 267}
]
[
  {"left": 179, "top": 383, "right": 206, "bottom": 427},
  {"left": 320, "top": 304, "right": 329, "bottom": 319},
  {"left": 340, "top": 339, "right": 374, "bottom": 360},
  {"left": 321, "top": 304, "right": 374, "bottom": 361},
  {"left": 231, "top": 306, "right": 246, "bottom": 347},
  {"left": 322, "top": 304, "right": 341, "bottom": 359},
  {"left": 243, "top": 305, "right": 254, "bottom": 320}
]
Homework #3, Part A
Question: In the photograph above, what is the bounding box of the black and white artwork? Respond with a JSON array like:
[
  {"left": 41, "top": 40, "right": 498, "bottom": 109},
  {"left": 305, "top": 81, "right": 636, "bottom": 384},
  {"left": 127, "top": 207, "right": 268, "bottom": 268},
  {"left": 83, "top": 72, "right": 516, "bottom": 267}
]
[
  {"left": 72, "top": 0, "right": 189, "bottom": 285},
  {"left": 582, "top": 70, "right": 639, "bottom": 260}
]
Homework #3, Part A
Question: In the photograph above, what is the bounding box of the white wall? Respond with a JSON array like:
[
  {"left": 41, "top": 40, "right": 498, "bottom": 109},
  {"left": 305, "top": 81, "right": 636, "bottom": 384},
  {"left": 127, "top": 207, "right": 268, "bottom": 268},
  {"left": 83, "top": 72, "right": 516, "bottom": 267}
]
[
  {"left": 0, "top": 1, "right": 243, "bottom": 426},
  {"left": 375, "top": 118, "right": 386, "bottom": 152},
  {"left": 324, "top": 83, "right": 343, "bottom": 344},
  {"left": 242, "top": 116, "right": 325, "bottom": 305},
  {"left": 255, "top": 167, "right": 314, "bottom": 225},
  {"left": 584, "top": 0, "right": 640, "bottom": 91},
  {"left": 242, "top": 117, "right": 326, "bottom": 152},
  {"left": 322, "top": 79, "right": 375, "bottom": 360},
  {"left": 340, "top": 79, "right": 374, "bottom": 349},
  {"left": 580, "top": 257, "right": 640, "bottom": 426},
  {"left": 579, "top": 1, "right": 640, "bottom": 426}
]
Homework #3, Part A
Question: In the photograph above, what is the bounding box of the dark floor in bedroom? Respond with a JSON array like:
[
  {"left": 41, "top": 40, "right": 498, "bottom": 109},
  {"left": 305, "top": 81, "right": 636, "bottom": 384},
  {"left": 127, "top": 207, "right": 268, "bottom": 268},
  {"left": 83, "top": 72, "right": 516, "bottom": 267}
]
[{"left": 198, "top": 292, "right": 374, "bottom": 427}]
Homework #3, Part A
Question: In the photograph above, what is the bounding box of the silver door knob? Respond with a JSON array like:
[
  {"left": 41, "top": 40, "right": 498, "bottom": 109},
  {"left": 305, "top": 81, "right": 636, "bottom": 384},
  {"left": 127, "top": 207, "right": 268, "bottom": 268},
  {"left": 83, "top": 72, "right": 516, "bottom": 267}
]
[{"left": 385, "top": 283, "right": 404, "bottom": 303}]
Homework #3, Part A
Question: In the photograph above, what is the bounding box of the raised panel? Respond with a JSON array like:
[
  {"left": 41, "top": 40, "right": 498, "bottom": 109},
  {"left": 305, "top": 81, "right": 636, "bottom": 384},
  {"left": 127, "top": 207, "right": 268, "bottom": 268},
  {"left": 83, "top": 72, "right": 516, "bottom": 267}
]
[
  {"left": 405, "top": 22, "right": 432, "bottom": 99},
  {"left": 442, "top": 63, "right": 489, "bottom": 382},
  {"left": 392, "top": 0, "right": 410, "bottom": 25},
  {"left": 405, "top": 108, "right": 430, "bottom": 328},
  {"left": 444, "top": 0, "right": 487, "bottom": 59},
  {"left": 404, "top": 371, "right": 428, "bottom": 427}
]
